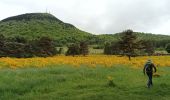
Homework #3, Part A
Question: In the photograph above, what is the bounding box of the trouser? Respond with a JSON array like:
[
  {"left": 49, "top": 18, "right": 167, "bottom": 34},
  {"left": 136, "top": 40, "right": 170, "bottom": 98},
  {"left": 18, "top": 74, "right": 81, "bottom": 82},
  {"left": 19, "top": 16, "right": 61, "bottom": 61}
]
[{"left": 146, "top": 72, "right": 153, "bottom": 88}]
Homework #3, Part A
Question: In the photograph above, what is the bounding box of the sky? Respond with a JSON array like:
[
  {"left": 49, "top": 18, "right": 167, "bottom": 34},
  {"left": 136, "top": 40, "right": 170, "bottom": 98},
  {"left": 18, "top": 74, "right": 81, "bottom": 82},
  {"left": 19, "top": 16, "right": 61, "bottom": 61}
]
[{"left": 0, "top": 0, "right": 170, "bottom": 35}]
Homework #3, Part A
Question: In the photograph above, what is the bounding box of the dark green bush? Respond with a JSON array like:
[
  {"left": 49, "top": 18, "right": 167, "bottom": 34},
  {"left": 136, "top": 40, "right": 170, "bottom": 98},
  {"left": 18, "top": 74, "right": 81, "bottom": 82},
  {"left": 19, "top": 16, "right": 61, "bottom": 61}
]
[
  {"left": 165, "top": 43, "right": 170, "bottom": 53},
  {"left": 0, "top": 34, "right": 57, "bottom": 58}
]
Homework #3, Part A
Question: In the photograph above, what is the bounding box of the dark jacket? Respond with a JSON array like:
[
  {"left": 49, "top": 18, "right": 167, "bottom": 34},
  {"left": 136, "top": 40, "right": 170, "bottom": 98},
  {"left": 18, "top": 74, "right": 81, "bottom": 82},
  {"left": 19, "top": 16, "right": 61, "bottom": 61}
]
[{"left": 143, "top": 62, "right": 156, "bottom": 74}]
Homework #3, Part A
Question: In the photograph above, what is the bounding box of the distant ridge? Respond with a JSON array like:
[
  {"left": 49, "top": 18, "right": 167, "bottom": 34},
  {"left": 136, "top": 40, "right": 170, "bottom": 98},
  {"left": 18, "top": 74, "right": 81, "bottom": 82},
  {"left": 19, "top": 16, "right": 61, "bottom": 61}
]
[
  {"left": 0, "top": 13, "right": 92, "bottom": 45},
  {"left": 0, "top": 13, "right": 170, "bottom": 46}
]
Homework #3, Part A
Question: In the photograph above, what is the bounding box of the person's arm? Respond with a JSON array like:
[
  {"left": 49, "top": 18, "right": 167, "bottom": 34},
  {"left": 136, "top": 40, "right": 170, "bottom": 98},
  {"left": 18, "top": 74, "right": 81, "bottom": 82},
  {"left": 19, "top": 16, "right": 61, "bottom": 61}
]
[
  {"left": 143, "top": 64, "right": 146, "bottom": 75},
  {"left": 152, "top": 64, "right": 157, "bottom": 73}
]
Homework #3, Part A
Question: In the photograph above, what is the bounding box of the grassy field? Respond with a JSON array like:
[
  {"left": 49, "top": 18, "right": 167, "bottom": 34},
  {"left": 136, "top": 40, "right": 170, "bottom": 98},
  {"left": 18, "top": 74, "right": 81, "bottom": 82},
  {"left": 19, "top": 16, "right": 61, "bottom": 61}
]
[{"left": 0, "top": 65, "right": 170, "bottom": 100}]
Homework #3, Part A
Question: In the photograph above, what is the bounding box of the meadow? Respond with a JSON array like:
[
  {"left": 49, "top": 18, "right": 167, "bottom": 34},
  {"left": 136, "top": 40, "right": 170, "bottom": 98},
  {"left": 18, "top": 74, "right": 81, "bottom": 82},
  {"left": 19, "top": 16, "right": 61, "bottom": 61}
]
[{"left": 0, "top": 56, "right": 170, "bottom": 100}]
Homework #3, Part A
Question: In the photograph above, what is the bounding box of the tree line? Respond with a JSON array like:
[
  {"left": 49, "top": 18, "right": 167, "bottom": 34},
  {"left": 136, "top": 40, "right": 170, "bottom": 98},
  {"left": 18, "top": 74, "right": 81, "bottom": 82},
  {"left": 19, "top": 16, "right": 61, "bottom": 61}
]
[
  {"left": 0, "top": 29, "right": 170, "bottom": 58},
  {"left": 0, "top": 35, "right": 58, "bottom": 58},
  {"left": 103, "top": 29, "right": 170, "bottom": 60},
  {"left": 0, "top": 34, "right": 89, "bottom": 58}
]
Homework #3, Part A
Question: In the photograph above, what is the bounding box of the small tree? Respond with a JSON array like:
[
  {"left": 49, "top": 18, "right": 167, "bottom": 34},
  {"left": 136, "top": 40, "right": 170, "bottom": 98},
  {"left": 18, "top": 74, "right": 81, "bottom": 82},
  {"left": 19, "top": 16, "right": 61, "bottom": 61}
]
[
  {"left": 110, "top": 41, "right": 120, "bottom": 55},
  {"left": 66, "top": 43, "right": 80, "bottom": 56},
  {"left": 0, "top": 34, "right": 5, "bottom": 46},
  {"left": 165, "top": 43, "right": 170, "bottom": 53},
  {"left": 104, "top": 42, "right": 112, "bottom": 55},
  {"left": 80, "top": 42, "right": 89, "bottom": 56},
  {"left": 58, "top": 47, "right": 64, "bottom": 54},
  {"left": 142, "top": 40, "right": 155, "bottom": 56},
  {"left": 104, "top": 42, "right": 120, "bottom": 55},
  {"left": 3, "top": 42, "right": 25, "bottom": 58},
  {"left": 33, "top": 37, "right": 57, "bottom": 57},
  {"left": 118, "top": 29, "right": 139, "bottom": 60},
  {"left": 0, "top": 34, "right": 6, "bottom": 57}
]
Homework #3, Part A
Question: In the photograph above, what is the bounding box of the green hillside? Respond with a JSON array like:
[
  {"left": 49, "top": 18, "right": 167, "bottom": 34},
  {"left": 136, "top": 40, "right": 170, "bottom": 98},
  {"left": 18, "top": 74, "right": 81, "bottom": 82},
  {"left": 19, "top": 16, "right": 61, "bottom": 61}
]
[
  {"left": 97, "top": 32, "right": 170, "bottom": 42},
  {"left": 96, "top": 32, "right": 170, "bottom": 48},
  {"left": 0, "top": 13, "right": 170, "bottom": 47},
  {"left": 0, "top": 13, "right": 92, "bottom": 45}
]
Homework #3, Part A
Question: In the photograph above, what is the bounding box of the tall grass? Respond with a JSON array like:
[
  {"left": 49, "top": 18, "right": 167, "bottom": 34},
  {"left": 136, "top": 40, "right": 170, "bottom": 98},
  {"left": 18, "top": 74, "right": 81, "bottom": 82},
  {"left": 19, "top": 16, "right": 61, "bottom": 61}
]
[{"left": 0, "top": 65, "right": 169, "bottom": 100}]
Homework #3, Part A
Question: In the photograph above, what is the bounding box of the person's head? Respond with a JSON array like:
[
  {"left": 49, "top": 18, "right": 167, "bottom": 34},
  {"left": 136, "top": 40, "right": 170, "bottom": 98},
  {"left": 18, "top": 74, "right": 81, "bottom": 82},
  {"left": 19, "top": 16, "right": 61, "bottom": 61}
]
[{"left": 147, "top": 59, "right": 152, "bottom": 64}]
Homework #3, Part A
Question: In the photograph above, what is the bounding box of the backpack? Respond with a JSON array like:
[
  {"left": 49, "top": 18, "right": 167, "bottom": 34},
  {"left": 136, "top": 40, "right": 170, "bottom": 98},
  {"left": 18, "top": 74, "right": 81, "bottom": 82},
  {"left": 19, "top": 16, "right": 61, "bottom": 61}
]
[{"left": 145, "top": 63, "right": 152, "bottom": 72}]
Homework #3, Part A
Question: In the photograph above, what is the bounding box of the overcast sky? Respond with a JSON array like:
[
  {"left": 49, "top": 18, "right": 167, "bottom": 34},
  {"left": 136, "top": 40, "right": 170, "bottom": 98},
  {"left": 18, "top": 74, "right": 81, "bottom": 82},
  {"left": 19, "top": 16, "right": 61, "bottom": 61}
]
[{"left": 0, "top": 0, "right": 170, "bottom": 35}]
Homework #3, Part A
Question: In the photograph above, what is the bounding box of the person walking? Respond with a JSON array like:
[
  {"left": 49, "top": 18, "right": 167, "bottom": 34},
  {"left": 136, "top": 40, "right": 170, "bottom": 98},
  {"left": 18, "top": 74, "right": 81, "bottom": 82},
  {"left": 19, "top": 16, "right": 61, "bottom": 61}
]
[{"left": 143, "top": 59, "right": 156, "bottom": 88}]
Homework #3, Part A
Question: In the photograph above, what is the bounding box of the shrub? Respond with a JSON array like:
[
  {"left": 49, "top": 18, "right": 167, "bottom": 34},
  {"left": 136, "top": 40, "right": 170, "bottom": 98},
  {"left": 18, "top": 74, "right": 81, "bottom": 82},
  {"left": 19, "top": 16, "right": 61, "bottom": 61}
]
[
  {"left": 80, "top": 42, "right": 89, "bottom": 56},
  {"left": 0, "top": 35, "right": 57, "bottom": 58},
  {"left": 165, "top": 43, "right": 170, "bottom": 53},
  {"left": 66, "top": 43, "right": 80, "bottom": 56},
  {"left": 3, "top": 42, "right": 25, "bottom": 58}
]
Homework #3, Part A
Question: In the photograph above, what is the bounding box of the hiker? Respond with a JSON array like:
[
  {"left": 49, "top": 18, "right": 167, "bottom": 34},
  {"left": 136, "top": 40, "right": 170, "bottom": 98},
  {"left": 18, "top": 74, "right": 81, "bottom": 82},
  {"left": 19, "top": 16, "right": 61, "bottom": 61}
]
[{"left": 143, "top": 59, "right": 156, "bottom": 88}]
